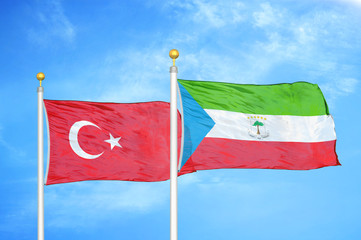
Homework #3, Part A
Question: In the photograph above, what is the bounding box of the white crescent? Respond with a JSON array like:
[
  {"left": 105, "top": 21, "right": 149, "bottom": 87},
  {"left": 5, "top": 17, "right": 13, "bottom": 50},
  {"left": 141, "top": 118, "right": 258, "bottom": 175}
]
[{"left": 69, "top": 120, "right": 104, "bottom": 159}]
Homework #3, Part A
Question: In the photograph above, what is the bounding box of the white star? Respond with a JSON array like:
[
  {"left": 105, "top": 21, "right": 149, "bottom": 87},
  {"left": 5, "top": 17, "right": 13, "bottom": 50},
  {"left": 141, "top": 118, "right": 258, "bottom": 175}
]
[{"left": 104, "top": 133, "right": 122, "bottom": 150}]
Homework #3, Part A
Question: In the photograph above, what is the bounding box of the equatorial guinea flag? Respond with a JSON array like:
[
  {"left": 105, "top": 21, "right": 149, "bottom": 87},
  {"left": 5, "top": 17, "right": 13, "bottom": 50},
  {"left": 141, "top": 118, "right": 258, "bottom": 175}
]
[
  {"left": 44, "top": 100, "right": 194, "bottom": 185},
  {"left": 177, "top": 79, "right": 340, "bottom": 172}
]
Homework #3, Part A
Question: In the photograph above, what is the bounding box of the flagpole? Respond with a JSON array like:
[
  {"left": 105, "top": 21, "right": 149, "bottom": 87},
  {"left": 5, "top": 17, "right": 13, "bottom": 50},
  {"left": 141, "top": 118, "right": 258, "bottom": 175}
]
[
  {"left": 37, "top": 72, "right": 45, "bottom": 240},
  {"left": 169, "top": 49, "right": 179, "bottom": 240}
]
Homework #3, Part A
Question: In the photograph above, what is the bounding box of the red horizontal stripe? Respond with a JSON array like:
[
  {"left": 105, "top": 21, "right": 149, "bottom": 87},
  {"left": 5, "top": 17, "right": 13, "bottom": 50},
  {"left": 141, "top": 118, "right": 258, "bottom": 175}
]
[{"left": 181, "top": 138, "right": 340, "bottom": 172}]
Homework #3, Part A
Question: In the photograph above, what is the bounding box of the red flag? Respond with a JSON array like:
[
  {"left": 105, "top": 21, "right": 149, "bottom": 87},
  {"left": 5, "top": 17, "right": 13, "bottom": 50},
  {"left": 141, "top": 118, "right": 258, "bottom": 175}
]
[{"left": 44, "top": 100, "right": 194, "bottom": 185}]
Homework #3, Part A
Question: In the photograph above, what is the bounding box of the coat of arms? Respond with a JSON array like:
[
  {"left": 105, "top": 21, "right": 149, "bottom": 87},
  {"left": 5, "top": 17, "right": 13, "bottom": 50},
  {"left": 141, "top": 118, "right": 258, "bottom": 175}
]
[{"left": 248, "top": 116, "right": 269, "bottom": 139}]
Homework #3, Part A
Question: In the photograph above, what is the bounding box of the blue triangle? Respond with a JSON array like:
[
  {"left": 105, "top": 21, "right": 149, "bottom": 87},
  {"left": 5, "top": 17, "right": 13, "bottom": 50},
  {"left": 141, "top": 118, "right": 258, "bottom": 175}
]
[{"left": 178, "top": 82, "right": 215, "bottom": 170}]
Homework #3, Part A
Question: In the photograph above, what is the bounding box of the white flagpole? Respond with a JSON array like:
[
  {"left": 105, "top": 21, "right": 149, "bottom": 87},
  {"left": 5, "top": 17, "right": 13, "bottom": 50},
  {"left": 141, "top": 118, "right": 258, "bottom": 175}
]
[
  {"left": 169, "top": 49, "right": 179, "bottom": 240},
  {"left": 37, "top": 72, "right": 45, "bottom": 240}
]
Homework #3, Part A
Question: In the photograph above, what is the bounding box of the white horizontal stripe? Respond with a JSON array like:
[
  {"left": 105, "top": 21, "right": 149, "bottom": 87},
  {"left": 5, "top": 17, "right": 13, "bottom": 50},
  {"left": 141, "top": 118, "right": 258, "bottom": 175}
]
[{"left": 205, "top": 109, "right": 336, "bottom": 142}]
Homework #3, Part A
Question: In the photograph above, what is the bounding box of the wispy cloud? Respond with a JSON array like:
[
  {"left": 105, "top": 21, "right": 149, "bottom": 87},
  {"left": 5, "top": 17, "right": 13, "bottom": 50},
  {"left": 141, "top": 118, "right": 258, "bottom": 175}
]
[
  {"left": 90, "top": 0, "right": 361, "bottom": 105},
  {"left": 164, "top": 0, "right": 246, "bottom": 28},
  {"left": 2, "top": 176, "right": 166, "bottom": 233},
  {"left": 160, "top": 1, "right": 361, "bottom": 91},
  {"left": 246, "top": 2, "right": 361, "bottom": 101},
  {"left": 42, "top": 46, "right": 172, "bottom": 103},
  {"left": 45, "top": 181, "right": 169, "bottom": 228},
  {"left": 35, "top": 0, "right": 360, "bottom": 112},
  {"left": 179, "top": 171, "right": 299, "bottom": 226},
  {"left": 0, "top": 126, "right": 26, "bottom": 159},
  {"left": 0, "top": 202, "right": 36, "bottom": 236},
  {"left": 337, "top": 78, "right": 359, "bottom": 93},
  {"left": 27, "top": 0, "right": 75, "bottom": 45},
  {"left": 253, "top": 2, "right": 284, "bottom": 28},
  {"left": 320, "top": 78, "right": 359, "bottom": 105},
  {"left": 332, "top": 0, "right": 361, "bottom": 7},
  {"left": 94, "top": 47, "right": 171, "bottom": 103}
]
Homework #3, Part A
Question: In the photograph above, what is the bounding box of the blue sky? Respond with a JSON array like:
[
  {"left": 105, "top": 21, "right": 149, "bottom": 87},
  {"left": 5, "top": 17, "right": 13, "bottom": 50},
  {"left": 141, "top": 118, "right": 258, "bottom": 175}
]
[{"left": 1, "top": 0, "right": 361, "bottom": 239}]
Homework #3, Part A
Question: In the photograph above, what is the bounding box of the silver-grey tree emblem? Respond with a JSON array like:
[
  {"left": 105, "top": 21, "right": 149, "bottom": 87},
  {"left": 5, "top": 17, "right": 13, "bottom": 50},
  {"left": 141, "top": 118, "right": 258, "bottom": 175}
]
[{"left": 248, "top": 116, "right": 269, "bottom": 139}]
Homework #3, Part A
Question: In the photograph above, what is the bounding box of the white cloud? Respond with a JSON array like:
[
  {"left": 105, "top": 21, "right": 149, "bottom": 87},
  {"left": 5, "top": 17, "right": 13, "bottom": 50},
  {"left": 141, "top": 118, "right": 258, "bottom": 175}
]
[
  {"left": 319, "top": 78, "right": 359, "bottom": 107},
  {"left": 333, "top": 0, "right": 361, "bottom": 7},
  {"left": 0, "top": 126, "right": 26, "bottom": 159},
  {"left": 246, "top": 3, "right": 361, "bottom": 91},
  {"left": 84, "top": 1, "right": 359, "bottom": 100},
  {"left": 27, "top": 0, "right": 75, "bottom": 45},
  {"left": 192, "top": 0, "right": 245, "bottom": 27},
  {"left": 337, "top": 78, "right": 358, "bottom": 93},
  {"left": 43, "top": 45, "right": 174, "bottom": 103},
  {"left": 293, "top": 26, "right": 316, "bottom": 45},
  {"left": 164, "top": 0, "right": 246, "bottom": 28},
  {"left": 253, "top": 2, "right": 283, "bottom": 28},
  {"left": 322, "top": 77, "right": 358, "bottom": 93},
  {"left": 46, "top": 1, "right": 360, "bottom": 108},
  {"left": 177, "top": 49, "right": 266, "bottom": 84},
  {"left": 94, "top": 47, "right": 171, "bottom": 103}
]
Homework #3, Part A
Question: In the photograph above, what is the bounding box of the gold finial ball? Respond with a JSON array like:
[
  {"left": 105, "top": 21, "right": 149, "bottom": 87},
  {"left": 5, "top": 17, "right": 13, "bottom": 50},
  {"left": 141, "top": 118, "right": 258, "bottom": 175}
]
[
  {"left": 169, "top": 49, "right": 179, "bottom": 60},
  {"left": 36, "top": 72, "right": 45, "bottom": 81}
]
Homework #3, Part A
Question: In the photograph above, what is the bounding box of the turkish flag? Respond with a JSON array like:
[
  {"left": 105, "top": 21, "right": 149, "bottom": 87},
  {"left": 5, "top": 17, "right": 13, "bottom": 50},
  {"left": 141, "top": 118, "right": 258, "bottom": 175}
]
[{"left": 44, "top": 100, "right": 195, "bottom": 185}]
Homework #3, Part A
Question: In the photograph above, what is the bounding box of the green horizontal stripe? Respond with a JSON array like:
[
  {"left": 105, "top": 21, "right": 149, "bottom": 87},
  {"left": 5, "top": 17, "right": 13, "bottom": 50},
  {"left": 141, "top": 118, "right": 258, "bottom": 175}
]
[{"left": 178, "top": 79, "right": 329, "bottom": 116}]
